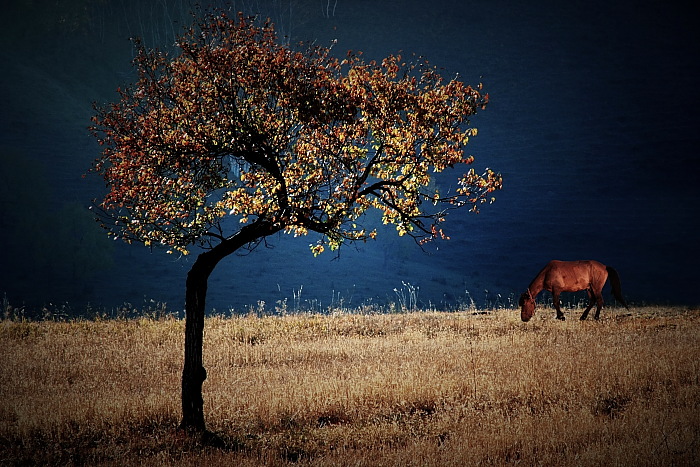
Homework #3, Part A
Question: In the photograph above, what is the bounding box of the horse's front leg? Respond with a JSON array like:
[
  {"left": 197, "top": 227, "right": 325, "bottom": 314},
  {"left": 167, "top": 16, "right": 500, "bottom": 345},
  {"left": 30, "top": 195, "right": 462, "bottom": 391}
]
[
  {"left": 552, "top": 291, "right": 565, "bottom": 320},
  {"left": 580, "top": 289, "right": 594, "bottom": 320}
]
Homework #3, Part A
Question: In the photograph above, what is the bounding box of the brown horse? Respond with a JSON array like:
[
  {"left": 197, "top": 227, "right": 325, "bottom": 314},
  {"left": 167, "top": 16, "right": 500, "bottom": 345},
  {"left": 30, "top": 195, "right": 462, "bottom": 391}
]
[{"left": 519, "top": 260, "right": 628, "bottom": 322}]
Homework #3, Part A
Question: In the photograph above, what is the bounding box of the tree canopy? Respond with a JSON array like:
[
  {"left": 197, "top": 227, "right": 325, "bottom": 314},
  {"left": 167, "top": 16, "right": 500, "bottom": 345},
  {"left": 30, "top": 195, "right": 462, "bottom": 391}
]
[
  {"left": 89, "top": 11, "right": 502, "bottom": 432},
  {"left": 90, "top": 12, "right": 502, "bottom": 258}
]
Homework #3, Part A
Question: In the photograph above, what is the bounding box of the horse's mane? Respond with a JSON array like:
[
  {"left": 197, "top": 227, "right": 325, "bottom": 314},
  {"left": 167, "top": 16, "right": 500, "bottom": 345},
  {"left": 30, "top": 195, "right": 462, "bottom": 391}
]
[{"left": 527, "top": 262, "right": 552, "bottom": 292}]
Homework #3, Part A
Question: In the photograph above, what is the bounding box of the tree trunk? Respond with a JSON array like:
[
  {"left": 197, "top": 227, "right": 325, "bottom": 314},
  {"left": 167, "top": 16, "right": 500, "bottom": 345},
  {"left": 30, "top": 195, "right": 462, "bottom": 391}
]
[
  {"left": 179, "top": 220, "right": 280, "bottom": 432},
  {"left": 179, "top": 254, "right": 214, "bottom": 431}
]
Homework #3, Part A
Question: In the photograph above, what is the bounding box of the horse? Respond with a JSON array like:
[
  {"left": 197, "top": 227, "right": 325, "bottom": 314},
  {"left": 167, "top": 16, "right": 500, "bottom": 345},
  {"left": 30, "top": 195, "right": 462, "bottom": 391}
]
[{"left": 519, "top": 260, "right": 628, "bottom": 322}]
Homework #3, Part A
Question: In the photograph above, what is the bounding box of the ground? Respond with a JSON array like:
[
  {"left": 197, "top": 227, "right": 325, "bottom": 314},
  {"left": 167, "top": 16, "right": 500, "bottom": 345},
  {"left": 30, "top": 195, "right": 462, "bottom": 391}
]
[{"left": 1, "top": 306, "right": 699, "bottom": 465}]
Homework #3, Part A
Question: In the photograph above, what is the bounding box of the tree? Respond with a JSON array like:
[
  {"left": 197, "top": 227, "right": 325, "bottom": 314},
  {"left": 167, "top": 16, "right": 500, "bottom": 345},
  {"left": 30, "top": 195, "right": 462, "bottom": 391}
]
[{"left": 89, "top": 12, "right": 502, "bottom": 433}]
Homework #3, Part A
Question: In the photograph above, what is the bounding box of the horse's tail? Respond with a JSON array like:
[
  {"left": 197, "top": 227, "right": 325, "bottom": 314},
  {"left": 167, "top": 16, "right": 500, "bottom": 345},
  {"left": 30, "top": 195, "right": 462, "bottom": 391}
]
[{"left": 606, "top": 266, "right": 629, "bottom": 309}]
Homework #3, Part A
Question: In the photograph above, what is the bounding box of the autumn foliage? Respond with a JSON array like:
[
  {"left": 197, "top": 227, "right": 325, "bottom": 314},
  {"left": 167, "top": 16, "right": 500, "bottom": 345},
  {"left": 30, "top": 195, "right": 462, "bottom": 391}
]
[
  {"left": 89, "top": 11, "right": 502, "bottom": 432},
  {"left": 90, "top": 12, "right": 501, "bottom": 257}
]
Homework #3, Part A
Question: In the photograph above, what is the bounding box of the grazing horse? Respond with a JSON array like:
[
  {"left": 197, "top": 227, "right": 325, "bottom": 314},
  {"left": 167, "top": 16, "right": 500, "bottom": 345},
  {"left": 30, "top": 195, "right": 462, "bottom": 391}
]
[{"left": 519, "top": 260, "right": 628, "bottom": 322}]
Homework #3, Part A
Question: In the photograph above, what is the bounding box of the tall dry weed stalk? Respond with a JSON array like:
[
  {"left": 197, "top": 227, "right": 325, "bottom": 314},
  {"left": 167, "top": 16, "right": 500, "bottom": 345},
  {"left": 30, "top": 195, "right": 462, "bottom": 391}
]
[{"left": 1, "top": 307, "right": 699, "bottom": 465}]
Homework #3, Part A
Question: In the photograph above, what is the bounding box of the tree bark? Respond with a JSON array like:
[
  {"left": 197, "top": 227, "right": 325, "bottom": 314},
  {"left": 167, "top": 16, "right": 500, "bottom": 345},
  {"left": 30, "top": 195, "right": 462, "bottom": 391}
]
[{"left": 179, "top": 220, "right": 280, "bottom": 432}]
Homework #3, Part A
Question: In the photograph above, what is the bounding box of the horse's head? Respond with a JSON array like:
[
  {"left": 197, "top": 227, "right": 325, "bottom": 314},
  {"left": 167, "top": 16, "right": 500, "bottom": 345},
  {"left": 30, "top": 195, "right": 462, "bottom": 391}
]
[{"left": 519, "top": 291, "right": 535, "bottom": 322}]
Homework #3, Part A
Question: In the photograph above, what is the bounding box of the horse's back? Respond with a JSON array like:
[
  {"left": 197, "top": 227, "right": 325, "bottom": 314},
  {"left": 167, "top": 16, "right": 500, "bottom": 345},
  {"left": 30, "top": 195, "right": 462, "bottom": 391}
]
[
  {"left": 544, "top": 260, "right": 607, "bottom": 292},
  {"left": 548, "top": 260, "right": 606, "bottom": 275},
  {"left": 548, "top": 259, "right": 604, "bottom": 268}
]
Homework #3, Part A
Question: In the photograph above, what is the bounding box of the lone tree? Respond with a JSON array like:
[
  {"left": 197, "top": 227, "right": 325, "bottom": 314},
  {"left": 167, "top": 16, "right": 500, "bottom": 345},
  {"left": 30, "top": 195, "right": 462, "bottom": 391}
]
[{"left": 90, "top": 12, "right": 502, "bottom": 432}]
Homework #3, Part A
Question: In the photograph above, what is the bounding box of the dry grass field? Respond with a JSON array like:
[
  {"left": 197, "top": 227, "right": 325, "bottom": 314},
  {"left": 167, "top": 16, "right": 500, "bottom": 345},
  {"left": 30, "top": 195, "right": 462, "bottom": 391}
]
[{"left": 1, "top": 306, "right": 699, "bottom": 465}]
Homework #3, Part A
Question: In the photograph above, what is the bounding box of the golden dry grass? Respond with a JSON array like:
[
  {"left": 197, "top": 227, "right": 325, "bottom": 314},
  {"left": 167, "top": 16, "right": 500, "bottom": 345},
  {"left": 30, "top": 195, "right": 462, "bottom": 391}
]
[{"left": 1, "top": 307, "right": 699, "bottom": 465}]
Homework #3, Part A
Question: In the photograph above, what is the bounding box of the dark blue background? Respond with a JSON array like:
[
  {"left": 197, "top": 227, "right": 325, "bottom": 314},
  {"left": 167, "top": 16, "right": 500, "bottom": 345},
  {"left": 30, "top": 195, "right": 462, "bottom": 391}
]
[{"left": 1, "top": 0, "right": 698, "bottom": 314}]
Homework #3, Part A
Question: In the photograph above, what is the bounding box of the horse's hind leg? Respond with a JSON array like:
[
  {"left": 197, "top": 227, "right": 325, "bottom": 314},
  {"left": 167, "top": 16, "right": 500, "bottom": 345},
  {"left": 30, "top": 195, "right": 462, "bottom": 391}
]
[
  {"left": 553, "top": 291, "right": 565, "bottom": 320},
  {"left": 580, "top": 289, "right": 594, "bottom": 320},
  {"left": 593, "top": 291, "right": 604, "bottom": 320}
]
